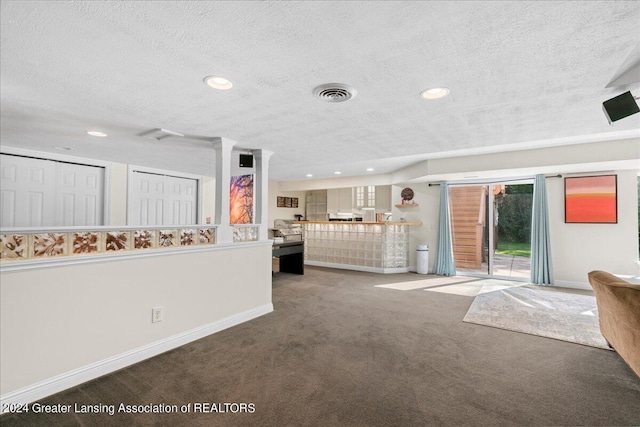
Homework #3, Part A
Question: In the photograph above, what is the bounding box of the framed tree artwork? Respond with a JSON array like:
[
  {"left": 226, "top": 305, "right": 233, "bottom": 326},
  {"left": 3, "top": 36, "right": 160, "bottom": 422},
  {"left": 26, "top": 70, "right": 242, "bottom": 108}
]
[{"left": 230, "top": 175, "right": 254, "bottom": 224}]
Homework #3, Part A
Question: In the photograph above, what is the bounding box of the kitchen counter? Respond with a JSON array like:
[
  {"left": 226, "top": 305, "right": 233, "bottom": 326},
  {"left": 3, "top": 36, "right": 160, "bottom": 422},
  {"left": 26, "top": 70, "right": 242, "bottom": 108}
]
[
  {"left": 295, "top": 221, "right": 422, "bottom": 226},
  {"left": 298, "top": 221, "right": 421, "bottom": 273}
]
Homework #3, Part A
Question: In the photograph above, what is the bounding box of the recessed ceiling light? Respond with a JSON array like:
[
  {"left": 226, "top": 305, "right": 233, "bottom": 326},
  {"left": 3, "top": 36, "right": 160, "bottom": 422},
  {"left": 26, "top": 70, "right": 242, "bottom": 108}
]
[
  {"left": 306, "top": 173, "right": 313, "bottom": 178},
  {"left": 421, "top": 87, "right": 450, "bottom": 99},
  {"left": 334, "top": 171, "right": 342, "bottom": 175},
  {"left": 204, "top": 76, "right": 233, "bottom": 90},
  {"left": 53, "top": 146, "right": 71, "bottom": 150},
  {"left": 366, "top": 167, "right": 374, "bottom": 172},
  {"left": 87, "top": 131, "right": 107, "bottom": 137}
]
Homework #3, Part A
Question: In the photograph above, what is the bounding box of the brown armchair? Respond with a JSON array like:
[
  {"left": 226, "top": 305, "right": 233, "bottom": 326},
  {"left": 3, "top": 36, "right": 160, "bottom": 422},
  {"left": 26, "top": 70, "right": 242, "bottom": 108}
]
[{"left": 588, "top": 270, "right": 640, "bottom": 378}]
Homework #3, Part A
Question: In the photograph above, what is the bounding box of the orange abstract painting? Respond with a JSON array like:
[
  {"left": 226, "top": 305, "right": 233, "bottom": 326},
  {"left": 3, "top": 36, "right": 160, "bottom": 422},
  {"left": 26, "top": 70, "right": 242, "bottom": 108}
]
[
  {"left": 230, "top": 175, "right": 254, "bottom": 224},
  {"left": 565, "top": 175, "right": 617, "bottom": 223}
]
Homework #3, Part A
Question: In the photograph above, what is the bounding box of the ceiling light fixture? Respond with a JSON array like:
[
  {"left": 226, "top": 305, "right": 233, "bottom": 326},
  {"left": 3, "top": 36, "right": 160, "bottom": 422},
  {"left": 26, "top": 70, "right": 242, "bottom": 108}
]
[
  {"left": 421, "top": 87, "right": 450, "bottom": 99},
  {"left": 87, "top": 131, "right": 107, "bottom": 137},
  {"left": 306, "top": 174, "right": 313, "bottom": 178},
  {"left": 204, "top": 76, "right": 233, "bottom": 90},
  {"left": 366, "top": 167, "right": 374, "bottom": 172},
  {"left": 53, "top": 146, "right": 71, "bottom": 150},
  {"left": 334, "top": 171, "right": 342, "bottom": 175}
]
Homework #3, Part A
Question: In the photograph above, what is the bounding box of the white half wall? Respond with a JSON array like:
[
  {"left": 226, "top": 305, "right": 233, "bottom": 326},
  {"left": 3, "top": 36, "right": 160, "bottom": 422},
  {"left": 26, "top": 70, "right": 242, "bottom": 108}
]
[{"left": 0, "top": 243, "right": 272, "bottom": 398}]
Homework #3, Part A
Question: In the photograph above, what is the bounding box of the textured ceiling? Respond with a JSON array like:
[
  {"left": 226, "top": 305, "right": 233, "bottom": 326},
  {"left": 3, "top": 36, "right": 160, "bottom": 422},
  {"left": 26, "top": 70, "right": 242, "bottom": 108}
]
[{"left": 1, "top": 1, "right": 639, "bottom": 181}]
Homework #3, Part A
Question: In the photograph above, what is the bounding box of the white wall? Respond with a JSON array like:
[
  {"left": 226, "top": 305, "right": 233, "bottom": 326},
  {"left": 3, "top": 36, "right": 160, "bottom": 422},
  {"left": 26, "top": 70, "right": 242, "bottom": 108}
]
[
  {"left": 390, "top": 184, "right": 440, "bottom": 270},
  {"left": 268, "top": 181, "right": 306, "bottom": 228},
  {"left": 412, "top": 171, "right": 638, "bottom": 286},
  {"left": 549, "top": 170, "right": 639, "bottom": 285},
  {"left": 287, "top": 140, "right": 639, "bottom": 284},
  {"left": 202, "top": 176, "right": 216, "bottom": 224},
  {"left": 108, "top": 162, "right": 128, "bottom": 225},
  {"left": 0, "top": 244, "right": 272, "bottom": 397}
]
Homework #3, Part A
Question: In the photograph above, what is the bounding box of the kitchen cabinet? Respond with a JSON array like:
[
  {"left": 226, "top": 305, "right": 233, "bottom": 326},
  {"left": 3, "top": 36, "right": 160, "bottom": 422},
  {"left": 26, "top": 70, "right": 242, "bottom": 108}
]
[{"left": 327, "top": 188, "right": 353, "bottom": 213}]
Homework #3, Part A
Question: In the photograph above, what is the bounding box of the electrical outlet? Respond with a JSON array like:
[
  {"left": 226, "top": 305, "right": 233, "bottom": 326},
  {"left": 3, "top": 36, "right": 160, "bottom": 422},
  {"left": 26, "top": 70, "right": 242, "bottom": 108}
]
[{"left": 152, "top": 306, "right": 163, "bottom": 323}]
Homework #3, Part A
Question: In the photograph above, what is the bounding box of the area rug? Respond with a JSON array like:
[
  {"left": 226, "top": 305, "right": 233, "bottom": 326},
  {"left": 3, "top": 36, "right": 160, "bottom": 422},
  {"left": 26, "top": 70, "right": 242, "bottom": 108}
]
[{"left": 463, "top": 285, "right": 610, "bottom": 350}]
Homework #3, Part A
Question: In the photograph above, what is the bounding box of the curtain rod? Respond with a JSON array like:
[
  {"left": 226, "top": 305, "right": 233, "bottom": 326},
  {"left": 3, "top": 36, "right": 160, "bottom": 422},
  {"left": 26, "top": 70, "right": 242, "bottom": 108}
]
[{"left": 427, "top": 174, "right": 562, "bottom": 186}]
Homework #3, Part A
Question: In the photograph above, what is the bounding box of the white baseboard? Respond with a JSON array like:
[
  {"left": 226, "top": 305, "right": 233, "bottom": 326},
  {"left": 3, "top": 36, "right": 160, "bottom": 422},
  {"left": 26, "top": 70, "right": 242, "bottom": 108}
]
[
  {"left": 0, "top": 303, "right": 273, "bottom": 411},
  {"left": 305, "top": 260, "right": 410, "bottom": 274},
  {"left": 552, "top": 280, "right": 591, "bottom": 290}
]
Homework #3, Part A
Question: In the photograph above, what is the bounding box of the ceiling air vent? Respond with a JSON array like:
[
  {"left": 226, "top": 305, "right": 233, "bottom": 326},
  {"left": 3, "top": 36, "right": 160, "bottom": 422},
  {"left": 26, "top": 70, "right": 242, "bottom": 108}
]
[
  {"left": 313, "top": 83, "right": 357, "bottom": 103},
  {"left": 138, "top": 128, "right": 184, "bottom": 141}
]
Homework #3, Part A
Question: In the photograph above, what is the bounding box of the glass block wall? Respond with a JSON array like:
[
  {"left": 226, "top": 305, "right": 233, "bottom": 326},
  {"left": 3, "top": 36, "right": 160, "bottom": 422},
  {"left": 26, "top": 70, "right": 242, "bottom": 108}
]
[
  {"left": 0, "top": 227, "right": 217, "bottom": 262},
  {"left": 303, "top": 223, "right": 410, "bottom": 269},
  {"left": 233, "top": 226, "right": 259, "bottom": 242}
]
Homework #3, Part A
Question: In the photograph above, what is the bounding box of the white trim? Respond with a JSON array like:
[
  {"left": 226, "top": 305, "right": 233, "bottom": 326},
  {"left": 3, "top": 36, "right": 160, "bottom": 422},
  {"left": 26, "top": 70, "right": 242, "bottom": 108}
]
[
  {"left": 305, "top": 260, "right": 410, "bottom": 274},
  {"left": 414, "top": 129, "right": 640, "bottom": 162},
  {"left": 0, "top": 303, "right": 273, "bottom": 411},
  {"left": 0, "top": 146, "right": 113, "bottom": 169},
  {"left": 126, "top": 165, "right": 204, "bottom": 226},
  {"left": 0, "top": 147, "right": 112, "bottom": 226},
  {"left": 103, "top": 164, "right": 112, "bottom": 225},
  {"left": 552, "top": 280, "right": 591, "bottom": 290},
  {"left": 0, "top": 224, "right": 219, "bottom": 234},
  {"left": 0, "top": 240, "right": 272, "bottom": 273}
]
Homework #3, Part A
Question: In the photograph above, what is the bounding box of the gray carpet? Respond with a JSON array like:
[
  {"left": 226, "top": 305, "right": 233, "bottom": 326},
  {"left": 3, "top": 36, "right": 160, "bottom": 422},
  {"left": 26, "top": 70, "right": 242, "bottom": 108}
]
[
  {"left": 463, "top": 284, "right": 611, "bottom": 350},
  {"left": 2, "top": 267, "right": 639, "bottom": 426}
]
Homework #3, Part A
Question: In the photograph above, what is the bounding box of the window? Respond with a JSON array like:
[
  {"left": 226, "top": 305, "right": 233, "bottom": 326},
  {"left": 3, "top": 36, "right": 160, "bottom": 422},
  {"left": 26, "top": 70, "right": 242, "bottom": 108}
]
[
  {"left": 355, "top": 186, "right": 364, "bottom": 207},
  {"left": 367, "top": 185, "right": 375, "bottom": 207},
  {"left": 354, "top": 186, "right": 376, "bottom": 208}
]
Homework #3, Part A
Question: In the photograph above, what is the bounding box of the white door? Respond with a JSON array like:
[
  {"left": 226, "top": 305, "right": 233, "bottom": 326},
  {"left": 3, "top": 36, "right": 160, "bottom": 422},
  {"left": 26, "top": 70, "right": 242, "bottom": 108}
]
[
  {"left": 0, "top": 154, "right": 104, "bottom": 227},
  {"left": 1, "top": 155, "right": 56, "bottom": 227},
  {"left": 129, "top": 171, "right": 197, "bottom": 226},
  {"left": 55, "top": 161, "right": 104, "bottom": 226}
]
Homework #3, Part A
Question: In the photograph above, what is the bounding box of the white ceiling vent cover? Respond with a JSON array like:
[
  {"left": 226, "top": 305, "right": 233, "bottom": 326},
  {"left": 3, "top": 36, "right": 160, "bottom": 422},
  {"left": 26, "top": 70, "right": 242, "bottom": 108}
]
[
  {"left": 313, "top": 83, "right": 357, "bottom": 103},
  {"left": 138, "top": 128, "right": 185, "bottom": 141}
]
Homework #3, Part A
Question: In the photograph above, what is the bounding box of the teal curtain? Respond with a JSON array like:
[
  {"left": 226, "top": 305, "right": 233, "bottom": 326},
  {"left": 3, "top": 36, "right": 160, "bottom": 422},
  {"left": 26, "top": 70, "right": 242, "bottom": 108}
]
[
  {"left": 531, "top": 174, "right": 553, "bottom": 285},
  {"left": 433, "top": 183, "right": 456, "bottom": 276}
]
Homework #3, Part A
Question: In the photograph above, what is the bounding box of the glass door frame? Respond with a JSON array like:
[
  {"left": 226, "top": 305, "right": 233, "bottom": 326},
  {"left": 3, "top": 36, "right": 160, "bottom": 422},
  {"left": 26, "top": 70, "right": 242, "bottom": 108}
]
[{"left": 449, "top": 179, "right": 533, "bottom": 282}]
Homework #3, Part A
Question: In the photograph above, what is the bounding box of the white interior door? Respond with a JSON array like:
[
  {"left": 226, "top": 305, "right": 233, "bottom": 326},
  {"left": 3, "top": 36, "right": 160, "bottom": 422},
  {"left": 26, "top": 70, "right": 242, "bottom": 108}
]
[
  {"left": 129, "top": 171, "right": 197, "bottom": 226},
  {"left": 55, "top": 161, "right": 104, "bottom": 226},
  {"left": 1, "top": 154, "right": 105, "bottom": 228},
  {"left": 1, "top": 155, "right": 56, "bottom": 227}
]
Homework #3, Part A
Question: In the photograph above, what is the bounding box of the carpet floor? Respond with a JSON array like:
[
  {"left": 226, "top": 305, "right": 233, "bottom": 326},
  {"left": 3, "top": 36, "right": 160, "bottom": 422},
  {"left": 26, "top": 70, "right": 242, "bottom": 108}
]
[
  {"left": 463, "top": 284, "right": 610, "bottom": 350},
  {"left": 2, "top": 267, "right": 640, "bottom": 426}
]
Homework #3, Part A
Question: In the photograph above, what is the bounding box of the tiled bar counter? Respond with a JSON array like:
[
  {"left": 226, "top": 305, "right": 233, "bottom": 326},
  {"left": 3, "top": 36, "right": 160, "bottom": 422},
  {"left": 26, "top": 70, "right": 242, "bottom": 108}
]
[{"left": 299, "top": 221, "right": 421, "bottom": 273}]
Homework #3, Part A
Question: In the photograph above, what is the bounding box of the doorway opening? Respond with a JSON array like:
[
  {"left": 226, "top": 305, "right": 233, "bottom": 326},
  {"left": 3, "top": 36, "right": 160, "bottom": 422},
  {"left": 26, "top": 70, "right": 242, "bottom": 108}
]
[{"left": 449, "top": 181, "right": 533, "bottom": 279}]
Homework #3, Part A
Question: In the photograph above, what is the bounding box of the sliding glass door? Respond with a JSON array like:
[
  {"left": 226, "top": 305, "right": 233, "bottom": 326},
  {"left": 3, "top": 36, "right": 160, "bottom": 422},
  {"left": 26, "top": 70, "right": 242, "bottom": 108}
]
[{"left": 449, "top": 181, "right": 533, "bottom": 279}]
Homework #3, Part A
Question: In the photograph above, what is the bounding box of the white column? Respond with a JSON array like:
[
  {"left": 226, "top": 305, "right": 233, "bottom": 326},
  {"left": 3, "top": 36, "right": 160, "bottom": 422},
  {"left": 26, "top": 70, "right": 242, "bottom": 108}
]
[
  {"left": 252, "top": 149, "right": 273, "bottom": 241},
  {"left": 211, "top": 137, "right": 237, "bottom": 244}
]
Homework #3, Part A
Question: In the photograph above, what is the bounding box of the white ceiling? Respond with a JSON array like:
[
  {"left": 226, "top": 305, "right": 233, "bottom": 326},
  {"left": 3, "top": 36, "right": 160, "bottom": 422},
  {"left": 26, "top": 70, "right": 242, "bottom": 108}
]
[{"left": 1, "top": 1, "right": 639, "bottom": 182}]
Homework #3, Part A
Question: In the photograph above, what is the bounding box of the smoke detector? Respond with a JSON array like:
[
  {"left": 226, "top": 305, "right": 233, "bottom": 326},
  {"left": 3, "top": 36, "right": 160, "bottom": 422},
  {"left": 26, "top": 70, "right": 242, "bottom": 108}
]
[{"left": 313, "top": 83, "right": 357, "bottom": 103}]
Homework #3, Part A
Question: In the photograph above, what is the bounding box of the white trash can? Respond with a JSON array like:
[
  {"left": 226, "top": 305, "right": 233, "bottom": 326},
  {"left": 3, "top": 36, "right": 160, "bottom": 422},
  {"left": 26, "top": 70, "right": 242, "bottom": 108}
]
[{"left": 416, "top": 244, "right": 429, "bottom": 274}]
